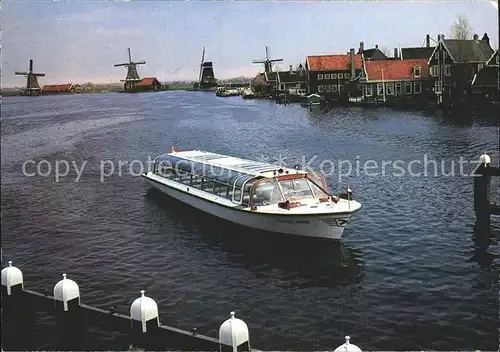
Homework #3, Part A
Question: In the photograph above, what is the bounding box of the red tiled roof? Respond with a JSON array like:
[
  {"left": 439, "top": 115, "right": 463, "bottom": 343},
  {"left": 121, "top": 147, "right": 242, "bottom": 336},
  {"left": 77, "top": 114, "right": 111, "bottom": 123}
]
[
  {"left": 365, "top": 59, "right": 429, "bottom": 81},
  {"left": 307, "top": 54, "right": 362, "bottom": 71},
  {"left": 41, "top": 84, "right": 73, "bottom": 92},
  {"left": 135, "top": 77, "right": 159, "bottom": 87}
]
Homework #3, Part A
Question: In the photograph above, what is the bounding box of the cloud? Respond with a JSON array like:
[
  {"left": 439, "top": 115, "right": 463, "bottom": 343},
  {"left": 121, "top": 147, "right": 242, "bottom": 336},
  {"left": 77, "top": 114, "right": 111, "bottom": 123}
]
[{"left": 490, "top": 0, "right": 498, "bottom": 10}]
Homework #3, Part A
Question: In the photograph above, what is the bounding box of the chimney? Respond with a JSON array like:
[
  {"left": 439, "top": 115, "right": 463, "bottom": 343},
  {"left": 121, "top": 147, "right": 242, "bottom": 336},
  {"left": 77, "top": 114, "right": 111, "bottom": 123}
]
[
  {"left": 473, "top": 34, "right": 478, "bottom": 40},
  {"left": 375, "top": 44, "right": 379, "bottom": 49},
  {"left": 426, "top": 34, "right": 430, "bottom": 48},
  {"left": 29, "top": 59, "right": 33, "bottom": 73},
  {"left": 394, "top": 48, "right": 398, "bottom": 59},
  {"left": 482, "top": 33, "right": 490, "bottom": 46},
  {"left": 290, "top": 64, "right": 293, "bottom": 73},
  {"left": 359, "top": 41, "right": 364, "bottom": 53},
  {"left": 349, "top": 48, "right": 356, "bottom": 79}
]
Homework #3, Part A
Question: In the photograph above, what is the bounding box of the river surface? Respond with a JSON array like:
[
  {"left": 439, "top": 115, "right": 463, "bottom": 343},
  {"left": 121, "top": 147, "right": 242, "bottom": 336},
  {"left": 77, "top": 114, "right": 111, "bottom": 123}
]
[{"left": 1, "top": 91, "right": 499, "bottom": 350}]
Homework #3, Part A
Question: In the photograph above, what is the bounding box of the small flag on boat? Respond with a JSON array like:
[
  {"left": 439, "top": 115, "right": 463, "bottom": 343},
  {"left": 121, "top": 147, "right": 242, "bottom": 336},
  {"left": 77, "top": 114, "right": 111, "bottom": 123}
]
[{"left": 172, "top": 146, "right": 179, "bottom": 153}]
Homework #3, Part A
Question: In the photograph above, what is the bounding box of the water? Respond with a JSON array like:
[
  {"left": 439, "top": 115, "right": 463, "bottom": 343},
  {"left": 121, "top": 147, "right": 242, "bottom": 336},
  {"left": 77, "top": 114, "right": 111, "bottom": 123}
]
[{"left": 1, "top": 91, "right": 499, "bottom": 350}]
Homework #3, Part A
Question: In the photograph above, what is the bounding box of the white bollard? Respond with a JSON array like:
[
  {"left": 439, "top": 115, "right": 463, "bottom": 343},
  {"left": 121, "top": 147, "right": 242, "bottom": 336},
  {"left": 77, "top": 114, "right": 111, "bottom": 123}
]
[
  {"left": 1, "top": 261, "right": 24, "bottom": 295},
  {"left": 130, "top": 290, "right": 159, "bottom": 333},
  {"left": 219, "top": 311, "right": 250, "bottom": 352},
  {"left": 334, "top": 335, "right": 362, "bottom": 352},
  {"left": 53, "top": 273, "right": 80, "bottom": 311},
  {"left": 478, "top": 153, "right": 491, "bottom": 167}
]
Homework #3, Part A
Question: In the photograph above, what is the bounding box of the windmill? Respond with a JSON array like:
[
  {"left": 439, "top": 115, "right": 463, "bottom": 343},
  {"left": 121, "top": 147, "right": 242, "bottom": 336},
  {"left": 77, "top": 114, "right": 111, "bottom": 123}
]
[
  {"left": 15, "top": 59, "right": 45, "bottom": 96},
  {"left": 198, "top": 47, "right": 217, "bottom": 89},
  {"left": 114, "top": 48, "right": 146, "bottom": 92},
  {"left": 252, "top": 46, "right": 283, "bottom": 73}
]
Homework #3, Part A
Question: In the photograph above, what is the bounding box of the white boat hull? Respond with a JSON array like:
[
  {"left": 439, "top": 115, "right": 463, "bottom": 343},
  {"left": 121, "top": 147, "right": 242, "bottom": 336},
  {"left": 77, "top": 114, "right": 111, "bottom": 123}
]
[{"left": 142, "top": 173, "right": 358, "bottom": 240}]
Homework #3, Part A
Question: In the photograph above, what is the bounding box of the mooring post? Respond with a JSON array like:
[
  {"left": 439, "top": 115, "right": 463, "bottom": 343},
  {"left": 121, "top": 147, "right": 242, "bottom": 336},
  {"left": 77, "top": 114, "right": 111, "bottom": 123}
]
[
  {"left": 219, "top": 311, "right": 251, "bottom": 352},
  {"left": 53, "top": 273, "right": 85, "bottom": 349},
  {"left": 130, "top": 290, "right": 160, "bottom": 348},
  {"left": 1, "top": 261, "right": 36, "bottom": 350},
  {"left": 473, "top": 153, "right": 491, "bottom": 229}
]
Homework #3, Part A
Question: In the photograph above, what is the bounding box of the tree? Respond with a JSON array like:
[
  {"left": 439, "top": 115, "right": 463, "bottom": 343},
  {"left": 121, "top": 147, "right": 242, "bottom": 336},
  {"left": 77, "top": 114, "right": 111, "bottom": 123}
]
[{"left": 450, "top": 14, "right": 473, "bottom": 40}]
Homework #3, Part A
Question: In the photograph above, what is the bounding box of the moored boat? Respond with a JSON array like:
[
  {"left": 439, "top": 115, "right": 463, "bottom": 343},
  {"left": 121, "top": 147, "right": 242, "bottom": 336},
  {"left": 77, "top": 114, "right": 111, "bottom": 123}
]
[
  {"left": 142, "top": 148, "right": 362, "bottom": 240},
  {"left": 242, "top": 87, "right": 255, "bottom": 99}
]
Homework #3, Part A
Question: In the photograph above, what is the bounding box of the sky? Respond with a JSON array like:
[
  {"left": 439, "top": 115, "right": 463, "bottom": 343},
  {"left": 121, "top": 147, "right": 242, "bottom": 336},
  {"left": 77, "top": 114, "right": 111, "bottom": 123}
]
[{"left": 2, "top": 1, "right": 499, "bottom": 87}]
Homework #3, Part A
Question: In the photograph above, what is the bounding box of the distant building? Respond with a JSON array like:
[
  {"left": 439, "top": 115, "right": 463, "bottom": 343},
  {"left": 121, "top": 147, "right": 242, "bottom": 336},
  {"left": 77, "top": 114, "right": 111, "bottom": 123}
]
[
  {"left": 41, "top": 84, "right": 75, "bottom": 95},
  {"left": 358, "top": 42, "right": 389, "bottom": 61},
  {"left": 359, "top": 58, "right": 432, "bottom": 104},
  {"left": 305, "top": 49, "right": 363, "bottom": 98},
  {"left": 276, "top": 65, "right": 307, "bottom": 93},
  {"left": 427, "top": 33, "right": 494, "bottom": 104},
  {"left": 132, "top": 77, "right": 163, "bottom": 92}
]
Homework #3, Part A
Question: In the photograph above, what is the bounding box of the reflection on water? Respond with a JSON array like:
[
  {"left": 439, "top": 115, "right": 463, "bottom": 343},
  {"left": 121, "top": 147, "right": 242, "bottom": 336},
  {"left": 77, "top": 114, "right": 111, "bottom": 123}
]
[{"left": 145, "top": 189, "right": 364, "bottom": 289}]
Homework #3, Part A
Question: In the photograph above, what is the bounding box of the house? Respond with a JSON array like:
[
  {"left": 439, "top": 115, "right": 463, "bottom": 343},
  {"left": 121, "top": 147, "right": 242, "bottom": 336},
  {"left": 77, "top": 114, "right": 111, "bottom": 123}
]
[
  {"left": 398, "top": 34, "right": 435, "bottom": 60},
  {"left": 471, "top": 50, "right": 499, "bottom": 104},
  {"left": 305, "top": 48, "right": 363, "bottom": 98},
  {"left": 131, "top": 77, "right": 163, "bottom": 92},
  {"left": 359, "top": 59, "right": 432, "bottom": 104},
  {"left": 264, "top": 72, "right": 278, "bottom": 93},
  {"left": 276, "top": 65, "right": 307, "bottom": 93},
  {"left": 427, "top": 33, "right": 494, "bottom": 104},
  {"left": 358, "top": 42, "right": 389, "bottom": 61},
  {"left": 41, "top": 84, "right": 75, "bottom": 95}
]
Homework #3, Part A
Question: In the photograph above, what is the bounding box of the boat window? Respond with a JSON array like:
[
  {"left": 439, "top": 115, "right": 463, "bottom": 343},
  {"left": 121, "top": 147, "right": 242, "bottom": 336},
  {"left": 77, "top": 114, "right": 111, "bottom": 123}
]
[
  {"left": 233, "top": 188, "right": 242, "bottom": 202},
  {"left": 251, "top": 180, "right": 283, "bottom": 206},
  {"left": 307, "top": 173, "right": 327, "bottom": 191},
  {"left": 202, "top": 178, "right": 215, "bottom": 192},
  {"left": 279, "top": 178, "right": 314, "bottom": 201}
]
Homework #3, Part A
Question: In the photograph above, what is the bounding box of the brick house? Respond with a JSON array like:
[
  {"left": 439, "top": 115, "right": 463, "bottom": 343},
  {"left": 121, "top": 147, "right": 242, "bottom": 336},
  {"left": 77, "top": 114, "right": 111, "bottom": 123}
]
[
  {"left": 427, "top": 33, "right": 494, "bottom": 105},
  {"left": 41, "top": 84, "right": 75, "bottom": 95},
  {"left": 305, "top": 49, "right": 363, "bottom": 99},
  {"left": 359, "top": 59, "right": 432, "bottom": 104}
]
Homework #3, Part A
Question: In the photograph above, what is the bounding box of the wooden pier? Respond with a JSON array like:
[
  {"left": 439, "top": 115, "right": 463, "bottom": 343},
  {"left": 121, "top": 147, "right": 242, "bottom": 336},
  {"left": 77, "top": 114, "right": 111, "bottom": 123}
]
[
  {"left": 473, "top": 153, "right": 500, "bottom": 229},
  {"left": 1, "top": 261, "right": 362, "bottom": 352}
]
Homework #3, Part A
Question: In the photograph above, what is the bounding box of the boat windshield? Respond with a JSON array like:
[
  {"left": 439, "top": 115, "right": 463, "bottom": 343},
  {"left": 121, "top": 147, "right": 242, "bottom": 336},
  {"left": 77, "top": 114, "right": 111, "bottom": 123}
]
[
  {"left": 251, "top": 179, "right": 284, "bottom": 206},
  {"left": 279, "top": 177, "right": 329, "bottom": 201}
]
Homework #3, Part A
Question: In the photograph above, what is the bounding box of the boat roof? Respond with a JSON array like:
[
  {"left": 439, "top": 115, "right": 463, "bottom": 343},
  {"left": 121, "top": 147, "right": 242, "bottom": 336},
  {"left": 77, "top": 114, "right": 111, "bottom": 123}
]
[{"left": 156, "top": 150, "right": 305, "bottom": 178}]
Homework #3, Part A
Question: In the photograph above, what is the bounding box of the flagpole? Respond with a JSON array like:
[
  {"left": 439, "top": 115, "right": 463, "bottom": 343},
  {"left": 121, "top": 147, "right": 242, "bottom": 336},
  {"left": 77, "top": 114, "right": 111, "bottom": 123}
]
[{"left": 347, "top": 185, "right": 351, "bottom": 210}]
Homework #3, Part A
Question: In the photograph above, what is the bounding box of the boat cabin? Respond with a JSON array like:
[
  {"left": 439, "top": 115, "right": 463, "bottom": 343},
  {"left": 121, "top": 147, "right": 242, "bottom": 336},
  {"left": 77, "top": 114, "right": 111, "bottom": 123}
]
[{"left": 152, "top": 151, "right": 332, "bottom": 209}]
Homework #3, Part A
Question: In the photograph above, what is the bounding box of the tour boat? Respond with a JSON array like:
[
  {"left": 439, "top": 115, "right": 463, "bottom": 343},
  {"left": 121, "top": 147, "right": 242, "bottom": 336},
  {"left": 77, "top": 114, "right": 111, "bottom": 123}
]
[{"left": 142, "top": 147, "right": 362, "bottom": 240}]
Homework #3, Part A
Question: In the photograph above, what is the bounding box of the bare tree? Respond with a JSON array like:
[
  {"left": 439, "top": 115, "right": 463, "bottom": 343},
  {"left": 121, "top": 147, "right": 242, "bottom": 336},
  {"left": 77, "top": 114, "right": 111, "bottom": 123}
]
[
  {"left": 450, "top": 14, "right": 473, "bottom": 40},
  {"left": 379, "top": 46, "right": 392, "bottom": 58}
]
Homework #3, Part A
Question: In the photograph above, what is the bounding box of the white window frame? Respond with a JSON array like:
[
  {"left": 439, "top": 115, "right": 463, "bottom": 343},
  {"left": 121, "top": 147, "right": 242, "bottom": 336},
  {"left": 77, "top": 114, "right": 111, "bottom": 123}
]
[
  {"left": 444, "top": 65, "right": 451, "bottom": 76},
  {"left": 318, "top": 74, "right": 324, "bottom": 80},
  {"left": 344, "top": 72, "right": 350, "bottom": 79},
  {"left": 404, "top": 81, "right": 412, "bottom": 94},
  {"left": 365, "top": 85, "right": 373, "bottom": 96},
  {"left": 331, "top": 73, "right": 337, "bottom": 79},
  {"left": 395, "top": 82, "right": 402, "bottom": 95},
  {"left": 443, "top": 51, "right": 448, "bottom": 59},
  {"left": 413, "top": 81, "right": 422, "bottom": 94},
  {"left": 414, "top": 66, "right": 421, "bottom": 78},
  {"left": 478, "top": 63, "right": 484, "bottom": 71},
  {"left": 279, "top": 83, "right": 285, "bottom": 91},
  {"left": 325, "top": 85, "right": 331, "bottom": 92},
  {"left": 434, "top": 80, "right": 443, "bottom": 94},
  {"left": 325, "top": 73, "right": 331, "bottom": 79},
  {"left": 386, "top": 83, "right": 394, "bottom": 95},
  {"left": 331, "top": 85, "right": 338, "bottom": 92},
  {"left": 318, "top": 85, "right": 324, "bottom": 92},
  {"left": 430, "top": 66, "right": 439, "bottom": 77},
  {"left": 376, "top": 83, "right": 384, "bottom": 95},
  {"left": 338, "top": 73, "right": 343, "bottom": 79},
  {"left": 434, "top": 51, "right": 439, "bottom": 59}
]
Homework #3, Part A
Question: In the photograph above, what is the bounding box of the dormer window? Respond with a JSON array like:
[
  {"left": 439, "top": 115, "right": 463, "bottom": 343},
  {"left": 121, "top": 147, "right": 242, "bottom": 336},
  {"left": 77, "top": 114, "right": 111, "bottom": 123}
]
[
  {"left": 318, "top": 74, "right": 324, "bottom": 80},
  {"left": 414, "top": 65, "right": 421, "bottom": 78}
]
